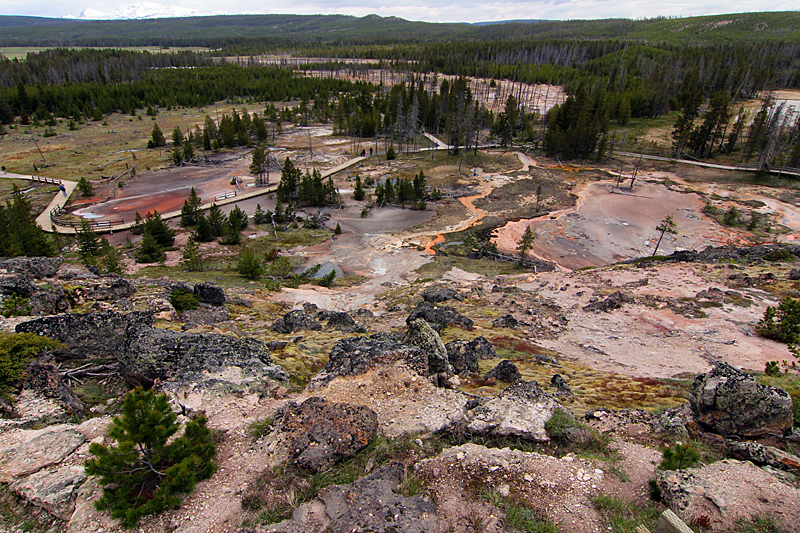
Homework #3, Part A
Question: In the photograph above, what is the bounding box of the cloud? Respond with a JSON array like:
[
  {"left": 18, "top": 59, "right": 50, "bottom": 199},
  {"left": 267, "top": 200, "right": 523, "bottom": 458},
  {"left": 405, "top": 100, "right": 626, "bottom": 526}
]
[{"left": 0, "top": 0, "right": 797, "bottom": 23}]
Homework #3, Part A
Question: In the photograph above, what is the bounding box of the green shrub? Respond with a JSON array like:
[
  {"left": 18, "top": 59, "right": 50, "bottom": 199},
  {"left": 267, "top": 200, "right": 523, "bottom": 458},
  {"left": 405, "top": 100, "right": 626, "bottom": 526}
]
[
  {"left": 658, "top": 442, "right": 700, "bottom": 471},
  {"left": 757, "top": 297, "right": 800, "bottom": 356},
  {"left": 170, "top": 288, "right": 199, "bottom": 313},
  {"left": 763, "top": 249, "right": 796, "bottom": 262},
  {"left": 236, "top": 247, "right": 264, "bottom": 280},
  {"left": 765, "top": 361, "right": 781, "bottom": 377},
  {"left": 1, "top": 294, "right": 32, "bottom": 318},
  {"left": 386, "top": 146, "right": 396, "bottom": 160},
  {"left": 85, "top": 388, "right": 216, "bottom": 528},
  {"left": 0, "top": 333, "right": 62, "bottom": 396}
]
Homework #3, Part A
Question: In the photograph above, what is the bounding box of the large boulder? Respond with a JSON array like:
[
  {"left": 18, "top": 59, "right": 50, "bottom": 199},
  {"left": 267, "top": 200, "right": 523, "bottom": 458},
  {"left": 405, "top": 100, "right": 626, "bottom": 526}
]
[
  {"left": 446, "top": 336, "right": 496, "bottom": 375},
  {"left": 15, "top": 310, "right": 154, "bottom": 361},
  {"left": 690, "top": 362, "right": 793, "bottom": 437},
  {"left": 29, "top": 286, "right": 70, "bottom": 315},
  {"left": 263, "top": 397, "right": 378, "bottom": 473},
  {"left": 406, "top": 301, "right": 473, "bottom": 332},
  {"left": 421, "top": 287, "right": 463, "bottom": 303},
  {"left": 484, "top": 359, "right": 521, "bottom": 383},
  {"left": 307, "top": 336, "right": 428, "bottom": 389},
  {"left": 467, "top": 381, "right": 565, "bottom": 441},
  {"left": 179, "top": 305, "right": 231, "bottom": 325},
  {"left": 0, "top": 257, "right": 62, "bottom": 278},
  {"left": 86, "top": 278, "right": 135, "bottom": 301},
  {"left": 263, "top": 464, "right": 436, "bottom": 533},
  {"left": 404, "top": 318, "right": 452, "bottom": 376},
  {"left": 119, "top": 326, "right": 288, "bottom": 387},
  {"left": 0, "top": 273, "right": 37, "bottom": 297},
  {"left": 272, "top": 309, "right": 323, "bottom": 334},
  {"left": 193, "top": 282, "right": 226, "bottom": 306},
  {"left": 320, "top": 311, "right": 367, "bottom": 333},
  {"left": 656, "top": 459, "right": 800, "bottom": 531}
]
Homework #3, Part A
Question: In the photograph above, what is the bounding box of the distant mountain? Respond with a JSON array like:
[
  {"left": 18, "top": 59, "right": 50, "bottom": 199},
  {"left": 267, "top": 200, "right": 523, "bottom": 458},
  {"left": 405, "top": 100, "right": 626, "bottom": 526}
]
[{"left": 63, "top": 2, "right": 226, "bottom": 20}]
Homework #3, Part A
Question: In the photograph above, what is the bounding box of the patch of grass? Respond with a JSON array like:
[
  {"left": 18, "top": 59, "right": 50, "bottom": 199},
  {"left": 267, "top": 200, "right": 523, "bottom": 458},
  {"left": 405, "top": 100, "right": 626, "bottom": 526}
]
[
  {"left": 248, "top": 416, "right": 274, "bottom": 439},
  {"left": 590, "top": 494, "right": 662, "bottom": 533},
  {"left": 733, "top": 515, "right": 792, "bottom": 533},
  {"left": 481, "top": 490, "right": 560, "bottom": 533}
]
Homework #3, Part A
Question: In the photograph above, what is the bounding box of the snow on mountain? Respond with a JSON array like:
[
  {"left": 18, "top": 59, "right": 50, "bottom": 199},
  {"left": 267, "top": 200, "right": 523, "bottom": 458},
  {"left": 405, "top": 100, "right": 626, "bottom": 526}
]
[{"left": 64, "top": 2, "right": 227, "bottom": 20}]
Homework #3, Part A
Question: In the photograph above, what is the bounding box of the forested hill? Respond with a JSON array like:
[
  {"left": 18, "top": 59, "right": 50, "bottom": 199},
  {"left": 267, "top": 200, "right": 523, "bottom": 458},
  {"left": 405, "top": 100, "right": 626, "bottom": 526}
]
[{"left": 0, "top": 11, "right": 799, "bottom": 49}]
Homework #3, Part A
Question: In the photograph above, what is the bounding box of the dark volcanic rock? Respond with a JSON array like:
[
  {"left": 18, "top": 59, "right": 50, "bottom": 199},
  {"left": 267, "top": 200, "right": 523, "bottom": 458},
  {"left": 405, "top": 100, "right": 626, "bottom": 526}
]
[
  {"left": 484, "top": 360, "right": 521, "bottom": 383},
  {"left": 789, "top": 269, "right": 800, "bottom": 281},
  {"left": 492, "top": 314, "right": 519, "bottom": 328},
  {"left": 15, "top": 310, "right": 154, "bottom": 361},
  {"left": 690, "top": 362, "right": 793, "bottom": 437},
  {"left": 23, "top": 361, "right": 84, "bottom": 415},
  {"left": 272, "top": 310, "right": 323, "bottom": 334},
  {"left": 446, "top": 336, "right": 496, "bottom": 375},
  {"left": 406, "top": 301, "right": 473, "bottom": 332},
  {"left": 193, "top": 282, "right": 226, "bottom": 306},
  {"left": 421, "top": 287, "right": 463, "bottom": 303},
  {"left": 268, "top": 397, "right": 377, "bottom": 473},
  {"left": 582, "top": 290, "right": 633, "bottom": 312},
  {"left": 179, "top": 305, "right": 231, "bottom": 325},
  {"left": 308, "top": 336, "right": 427, "bottom": 389},
  {"left": 550, "top": 374, "right": 573, "bottom": 396},
  {"left": 0, "top": 257, "right": 62, "bottom": 278},
  {"left": 29, "top": 286, "right": 70, "bottom": 315},
  {"left": 0, "top": 274, "right": 37, "bottom": 297},
  {"left": 87, "top": 278, "right": 135, "bottom": 301},
  {"left": 404, "top": 318, "right": 452, "bottom": 376},
  {"left": 120, "top": 326, "right": 288, "bottom": 385},
  {"left": 265, "top": 463, "right": 436, "bottom": 533},
  {"left": 323, "top": 311, "right": 367, "bottom": 333}
]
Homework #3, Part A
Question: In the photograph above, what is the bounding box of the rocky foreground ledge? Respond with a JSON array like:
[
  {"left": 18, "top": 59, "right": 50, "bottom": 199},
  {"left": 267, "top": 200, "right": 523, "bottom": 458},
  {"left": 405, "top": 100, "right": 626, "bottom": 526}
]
[{"left": 1, "top": 256, "right": 799, "bottom": 532}]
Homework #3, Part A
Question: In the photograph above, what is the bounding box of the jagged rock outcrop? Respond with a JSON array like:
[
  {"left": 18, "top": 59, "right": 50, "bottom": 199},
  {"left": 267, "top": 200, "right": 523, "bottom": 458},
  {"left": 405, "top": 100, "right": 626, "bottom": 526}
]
[
  {"left": 260, "top": 464, "right": 436, "bottom": 533},
  {"left": 582, "top": 290, "right": 633, "bottom": 312},
  {"left": 194, "top": 282, "right": 226, "bottom": 306},
  {"left": 0, "top": 273, "right": 37, "bottom": 297},
  {"left": 406, "top": 301, "right": 473, "bottom": 332},
  {"left": 262, "top": 397, "right": 377, "bottom": 473},
  {"left": 656, "top": 459, "right": 800, "bottom": 531},
  {"left": 272, "top": 309, "right": 323, "bottom": 333},
  {"left": 0, "top": 425, "right": 86, "bottom": 482},
  {"left": 484, "top": 359, "right": 521, "bottom": 383},
  {"left": 86, "top": 278, "right": 135, "bottom": 301},
  {"left": 422, "top": 287, "right": 463, "bottom": 303},
  {"left": 689, "top": 362, "right": 793, "bottom": 437},
  {"left": 0, "top": 257, "right": 62, "bottom": 278},
  {"left": 725, "top": 439, "right": 800, "bottom": 474},
  {"left": 23, "top": 360, "right": 84, "bottom": 415},
  {"left": 179, "top": 304, "right": 231, "bottom": 325},
  {"left": 492, "top": 314, "right": 519, "bottom": 328},
  {"left": 119, "top": 326, "right": 288, "bottom": 387},
  {"left": 466, "top": 381, "right": 565, "bottom": 441},
  {"left": 307, "top": 336, "right": 428, "bottom": 389},
  {"left": 319, "top": 310, "right": 367, "bottom": 333},
  {"left": 29, "top": 286, "right": 70, "bottom": 315},
  {"left": 15, "top": 310, "right": 154, "bottom": 361},
  {"left": 404, "top": 318, "right": 452, "bottom": 376},
  {"left": 550, "top": 374, "right": 573, "bottom": 396},
  {"left": 445, "top": 336, "right": 495, "bottom": 375}
]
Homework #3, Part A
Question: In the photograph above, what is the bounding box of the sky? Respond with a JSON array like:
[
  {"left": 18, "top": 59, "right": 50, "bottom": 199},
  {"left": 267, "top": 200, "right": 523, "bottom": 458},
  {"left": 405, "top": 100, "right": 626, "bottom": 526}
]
[{"left": 0, "top": 0, "right": 797, "bottom": 24}]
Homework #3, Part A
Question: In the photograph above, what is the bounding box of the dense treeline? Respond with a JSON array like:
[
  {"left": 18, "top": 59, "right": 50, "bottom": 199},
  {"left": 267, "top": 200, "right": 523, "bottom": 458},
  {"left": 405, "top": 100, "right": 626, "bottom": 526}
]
[{"left": 0, "top": 60, "right": 369, "bottom": 123}]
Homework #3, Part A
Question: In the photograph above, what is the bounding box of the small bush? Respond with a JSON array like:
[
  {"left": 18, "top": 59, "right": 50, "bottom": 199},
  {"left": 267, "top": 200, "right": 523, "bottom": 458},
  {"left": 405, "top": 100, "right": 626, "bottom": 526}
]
[
  {"left": 386, "top": 146, "right": 396, "bottom": 160},
  {"left": 0, "top": 333, "right": 62, "bottom": 396},
  {"left": 757, "top": 297, "right": 800, "bottom": 356},
  {"left": 85, "top": 388, "right": 216, "bottom": 528},
  {"left": 763, "top": 249, "right": 796, "bottom": 262},
  {"left": 170, "top": 288, "right": 199, "bottom": 313},
  {"left": 765, "top": 361, "right": 781, "bottom": 377},
  {"left": 1, "top": 294, "right": 32, "bottom": 317},
  {"left": 658, "top": 442, "right": 700, "bottom": 471}
]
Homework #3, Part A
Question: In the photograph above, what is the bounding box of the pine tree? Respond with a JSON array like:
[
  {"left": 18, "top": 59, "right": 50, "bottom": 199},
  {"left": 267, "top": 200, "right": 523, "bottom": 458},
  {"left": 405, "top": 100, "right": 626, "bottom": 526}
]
[
  {"left": 516, "top": 226, "right": 536, "bottom": 266},
  {"left": 180, "top": 188, "right": 202, "bottom": 227},
  {"left": 77, "top": 176, "right": 93, "bottom": 197},
  {"left": 135, "top": 232, "right": 165, "bottom": 264},
  {"left": 193, "top": 214, "right": 213, "bottom": 242},
  {"left": 77, "top": 218, "right": 102, "bottom": 259},
  {"left": 171, "top": 126, "right": 182, "bottom": 148},
  {"left": 182, "top": 139, "right": 195, "bottom": 162},
  {"left": 101, "top": 245, "right": 125, "bottom": 275},
  {"left": 142, "top": 211, "right": 175, "bottom": 247},
  {"left": 182, "top": 237, "right": 203, "bottom": 271},
  {"left": 147, "top": 124, "right": 166, "bottom": 149},
  {"left": 250, "top": 143, "right": 266, "bottom": 183},
  {"left": 0, "top": 184, "right": 56, "bottom": 257},
  {"left": 353, "top": 175, "right": 366, "bottom": 201},
  {"left": 85, "top": 388, "right": 216, "bottom": 528},
  {"left": 235, "top": 246, "right": 263, "bottom": 280},
  {"left": 253, "top": 204, "right": 266, "bottom": 225},
  {"left": 652, "top": 214, "right": 677, "bottom": 256}
]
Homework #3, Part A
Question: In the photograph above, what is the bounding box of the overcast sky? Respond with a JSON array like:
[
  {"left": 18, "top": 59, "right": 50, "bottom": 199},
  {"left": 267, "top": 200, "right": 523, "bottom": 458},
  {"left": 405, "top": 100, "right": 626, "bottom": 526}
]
[{"left": 1, "top": 0, "right": 797, "bottom": 24}]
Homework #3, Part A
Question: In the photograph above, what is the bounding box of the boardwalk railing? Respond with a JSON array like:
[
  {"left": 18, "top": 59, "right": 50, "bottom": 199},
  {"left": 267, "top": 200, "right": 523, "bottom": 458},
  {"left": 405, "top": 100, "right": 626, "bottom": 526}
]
[
  {"left": 214, "top": 190, "right": 238, "bottom": 201},
  {"left": 30, "top": 175, "right": 61, "bottom": 185},
  {"left": 50, "top": 207, "right": 124, "bottom": 230}
]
